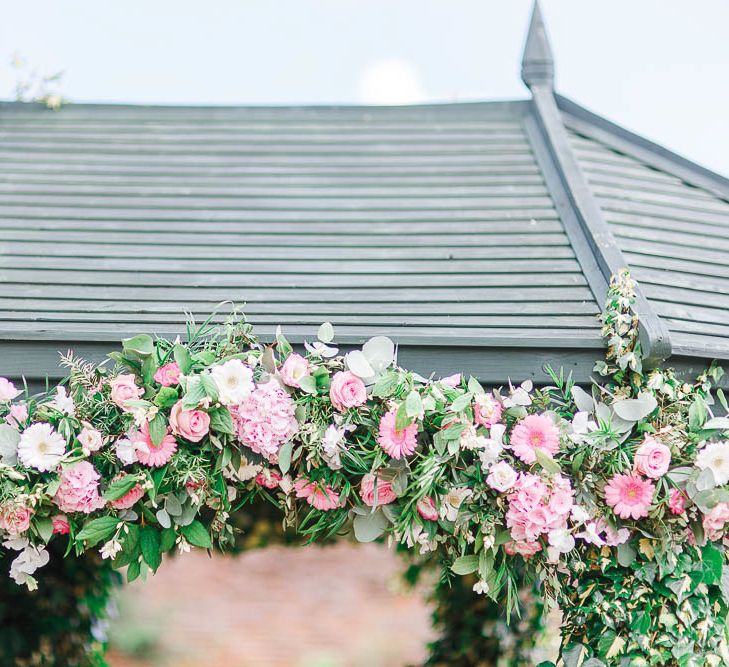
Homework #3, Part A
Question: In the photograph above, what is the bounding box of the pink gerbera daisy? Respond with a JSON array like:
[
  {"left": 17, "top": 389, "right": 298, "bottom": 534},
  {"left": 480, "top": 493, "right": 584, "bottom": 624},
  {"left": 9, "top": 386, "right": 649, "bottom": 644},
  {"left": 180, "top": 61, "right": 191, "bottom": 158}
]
[
  {"left": 134, "top": 422, "right": 177, "bottom": 468},
  {"left": 294, "top": 476, "right": 340, "bottom": 511},
  {"left": 604, "top": 473, "right": 655, "bottom": 520},
  {"left": 377, "top": 408, "right": 418, "bottom": 459},
  {"left": 510, "top": 414, "right": 560, "bottom": 464}
]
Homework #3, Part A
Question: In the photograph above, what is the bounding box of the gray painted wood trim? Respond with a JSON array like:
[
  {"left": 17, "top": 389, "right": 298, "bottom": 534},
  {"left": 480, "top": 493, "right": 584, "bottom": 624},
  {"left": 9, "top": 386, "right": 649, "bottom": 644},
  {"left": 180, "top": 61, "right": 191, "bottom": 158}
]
[
  {"left": 526, "top": 86, "right": 672, "bottom": 367},
  {"left": 556, "top": 94, "right": 729, "bottom": 202}
]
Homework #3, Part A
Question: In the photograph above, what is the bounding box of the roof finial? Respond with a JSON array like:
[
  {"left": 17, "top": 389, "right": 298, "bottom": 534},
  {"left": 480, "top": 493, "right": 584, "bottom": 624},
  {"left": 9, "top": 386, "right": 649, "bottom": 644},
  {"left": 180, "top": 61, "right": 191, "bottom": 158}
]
[{"left": 521, "top": 1, "right": 554, "bottom": 89}]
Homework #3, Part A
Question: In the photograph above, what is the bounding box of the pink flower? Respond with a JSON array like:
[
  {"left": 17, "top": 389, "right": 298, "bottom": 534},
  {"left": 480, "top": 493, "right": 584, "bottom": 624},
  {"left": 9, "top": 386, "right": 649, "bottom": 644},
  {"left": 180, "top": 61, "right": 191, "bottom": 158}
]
[
  {"left": 231, "top": 380, "right": 298, "bottom": 463},
  {"left": 668, "top": 488, "right": 687, "bottom": 515},
  {"left": 604, "top": 473, "right": 655, "bottom": 520},
  {"left": 77, "top": 423, "right": 104, "bottom": 456},
  {"left": 440, "top": 374, "right": 462, "bottom": 388},
  {"left": 109, "top": 474, "right": 145, "bottom": 510},
  {"left": 154, "top": 362, "right": 181, "bottom": 387},
  {"left": 0, "top": 378, "right": 20, "bottom": 402},
  {"left": 255, "top": 469, "right": 283, "bottom": 490},
  {"left": 504, "top": 540, "right": 541, "bottom": 558},
  {"left": 377, "top": 409, "right": 418, "bottom": 459},
  {"left": 329, "top": 371, "right": 367, "bottom": 412},
  {"left": 474, "top": 394, "right": 503, "bottom": 429},
  {"left": 133, "top": 423, "right": 178, "bottom": 467},
  {"left": 294, "top": 477, "right": 340, "bottom": 511},
  {"left": 0, "top": 504, "right": 32, "bottom": 535},
  {"left": 6, "top": 403, "right": 28, "bottom": 427},
  {"left": 280, "top": 354, "right": 310, "bottom": 389},
  {"left": 51, "top": 514, "right": 70, "bottom": 535},
  {"left": 360, "top": 473, "right": 398, "bottom": 507},
  {"left": 54, "top": 461, "right": 105, "bottom": 514},
  {"left": 169, "top": 401, "right": 210, "bottom": 443},
  {"left": 416, "top": 496, "right": 439, "bottom": 521},
  {"left": 510, "top": 414, "right": 560, "bottom": 464},
  {"left": 109, "top": 374, "right": 143, "bottom": 411},
  {"left": 506, "top": 473, "right": 573, "bottom": 544},
  {"left": 703, "top": 502, "right": 729, "bottom": 542},
  {"left": 633, "top": 436, "right": 671, "bottom": 479}
]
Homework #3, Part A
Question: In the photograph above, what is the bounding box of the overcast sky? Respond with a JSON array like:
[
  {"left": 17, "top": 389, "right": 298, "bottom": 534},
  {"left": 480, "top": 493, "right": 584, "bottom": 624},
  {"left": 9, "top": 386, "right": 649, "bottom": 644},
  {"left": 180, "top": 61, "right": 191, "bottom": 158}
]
[{"left": 1, "top": 0, "right": 727, "bottom": 176}]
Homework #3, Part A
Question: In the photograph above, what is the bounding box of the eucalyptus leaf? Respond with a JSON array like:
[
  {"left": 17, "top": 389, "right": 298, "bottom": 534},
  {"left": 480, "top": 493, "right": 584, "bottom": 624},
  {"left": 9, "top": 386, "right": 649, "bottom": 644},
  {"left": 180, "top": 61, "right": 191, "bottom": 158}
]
[
  {"left": 405, "top": 390, "right": 423, "bottom": 418},
  {"left": 0, "top": 424, "right": 20, "bottom": 465},
  {"left": 156, "top": 508, "right": 171, "bottom": 529},
  {"left": 317, "top": 321, "right": 334, "bottom": 344},
  {"left": 612, "top": 394, "right": 657, "bottom": 422},
  {"left": 278, "top": 440, "right": 294, "bottom": 474},
  {"left": 617, "top": 541, "right": 637, "bottom": 567},
  {"left": 345, "top": 350, "right": 375, "bottom": 380},
  {"left": 571, "top": 386, "right": 595, "bottom": 413},
  {"left": 702, "top": 417, "right": 729, "bottom": 431},
  {"left": 353, "top": 508, "right": 389, "bottom": 543},
  {"left": 164, "top": 494, "right": 183, "bottom": 517},
  {"left": 534, "top": 448, "right": 561, "bottom": 475},
  {"left": 362, "top": 336, "right": 395, "bottom": 375}
]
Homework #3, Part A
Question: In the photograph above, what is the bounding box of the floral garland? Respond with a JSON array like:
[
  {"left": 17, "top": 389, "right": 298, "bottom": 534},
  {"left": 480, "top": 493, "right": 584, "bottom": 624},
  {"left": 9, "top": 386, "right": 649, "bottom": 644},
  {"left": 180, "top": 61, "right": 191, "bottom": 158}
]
[{"left": 0, "top": 271, "right": 727, "bottom": 665}]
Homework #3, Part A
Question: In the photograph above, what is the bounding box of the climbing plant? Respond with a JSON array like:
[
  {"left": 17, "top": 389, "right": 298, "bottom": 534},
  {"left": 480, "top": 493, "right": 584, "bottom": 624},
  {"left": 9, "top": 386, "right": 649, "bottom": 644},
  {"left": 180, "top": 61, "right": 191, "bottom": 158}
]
[{"left": 0, "top": 270, "right": 728, "bottom": 665}]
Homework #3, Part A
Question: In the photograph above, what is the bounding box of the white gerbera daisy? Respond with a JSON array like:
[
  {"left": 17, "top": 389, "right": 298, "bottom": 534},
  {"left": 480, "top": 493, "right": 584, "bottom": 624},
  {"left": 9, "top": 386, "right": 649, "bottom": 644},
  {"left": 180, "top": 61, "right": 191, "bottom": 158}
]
[
  {"left": 210, "top": 359, "right": 254, "bottom": 406},
  {"left": 695, "top": 441, "right": 729, "bottom": 486},
  {"left": 17, "top": 423, "right": 66, "bottom": 472}
]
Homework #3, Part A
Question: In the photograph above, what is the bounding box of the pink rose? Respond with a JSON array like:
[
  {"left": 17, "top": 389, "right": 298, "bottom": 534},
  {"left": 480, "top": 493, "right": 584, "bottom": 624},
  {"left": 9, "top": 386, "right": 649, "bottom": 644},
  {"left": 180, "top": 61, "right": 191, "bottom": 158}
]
[
  {"left": 54, "top": 461, "right": 105, "bottom": 514},
  {"left": 280, "top": 354, "right": 310, "bottom": 389},
  {"left": 77, "top": 423, "right": 104, "bottom": 455},
  {"left": 416, "top": 496, "right": 439, "bottom": 521},
  {"left": 668, "top": 488, "right": 687, "bottom": 515},
  {"left": 154, "top": 362, "right": 181, "bottom": 387},
  {"left": 329, "top": 371, "right": 367, "bottom": 412},
  {"left": 0, "top": 504, "right": 32, "bottom": 535},
  {"left": 360, "top": 473, "right": 397, "bottom": 507},
  {"left": 0, "top": 377, "right": 20, "bottom": 402},
  {"left": 110, "top": 374, "right": 143, "bottom": 411},
  {"left": 108, "top": 474, "right": 145, "bottom": 510},
  {"left": 474, "top": 394, "right": 503, "bottom": 429},
  {"left": 633, "top": 436, "right": 671, "bottom": 479},
  {"left": 51, "top": 514, "right": 70, "bottom": 535},
  {"left": 703, "top": 502, "right": 729, "bottom": 541},
  {"left": 169, "top": 401, "right": 210, "bottom": 443}
]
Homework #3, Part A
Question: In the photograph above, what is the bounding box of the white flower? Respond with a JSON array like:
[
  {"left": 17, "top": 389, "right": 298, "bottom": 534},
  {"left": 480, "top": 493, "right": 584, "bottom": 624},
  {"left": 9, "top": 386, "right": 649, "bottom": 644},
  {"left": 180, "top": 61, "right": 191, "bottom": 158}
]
[
  {"left": 48, "top": 386, "right": 75, "bottom": 417},
  {"left": 234, "top": 459, "right": 261, "bottom": 482},
  {"left": 176, "top": 535, "right": 191, "bottom": 554},
  {"left": 478, "top": 425, "right": 505, "bottom": 470},
  {"left": 210, "top": 359, "right": 254, "bottom": 406},
  {"left": 18, "top": 423, "right": 66, "bottom": 472},
  {"left": 575, "top": 521, "right": 605, "bottom": 546},
  {"left": 440, "top": 487, "right": 473, "bottom": 522},
  {"left": 100, "top": 539, "right": 122, "bottom": 560},
  {"left": 695, "top": 441, "right": 729, "bottom": 486},
  {"left": 570, "top": 505, "right": 590, "bottom": 525},
  {"left": 473, "top": 580, "right": 489, "bottom": 595},
  {"left": 482, "top": 533, "right": 495, "bottom": 550},
  {"left": 304, "top": 340, "right": 339, "bottom": 358},
  {"left": 547, "top": 528, "right": 575, "bottom": 554},
  {"left": 460, "top": 424, "right": 485, "bottom": 451},
  {"left": 321, "top": 424, "right": 346, "bottom": 470},
  {"left": 115, "top": 437, "right": 137, "bottom": 466},
  {"left": 78, "top": 423, "right": 104, "bottom": 456},
  {"left": 502, "top": 380, "right": 532, "bottom": 408},
  {"left": 7, "top": 542, "right": 49, "bottom": 590},
  {"left": 486, "top": 461, "right": 518, "bottom": 492}
]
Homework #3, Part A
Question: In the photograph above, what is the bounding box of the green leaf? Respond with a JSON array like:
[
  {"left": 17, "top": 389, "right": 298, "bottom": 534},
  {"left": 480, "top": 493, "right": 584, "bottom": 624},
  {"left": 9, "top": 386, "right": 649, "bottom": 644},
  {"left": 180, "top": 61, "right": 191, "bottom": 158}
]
[
  {"left": 182, "top": 376, "right": 207, "bottom": 409},
  {"left": 160, "top": 527, "right": 176, "bottom": 552},
  {"left": 404, "top": 390, "right": 423, "bottom": 418},
  {"left": 612, "top": 394, "right": 657, "bottom": 422},
  {"left": 200, "top": 373, "right": 219, "bottom": 402},
  {"left": 394, "top": 401, "right": 412, "bottom": 432},
  {"left": 467, "top": 376, "right": 484, "bottom": 395},
  {"left": 140, "top": 526, "right": 162, "bottom": 571},
  {"left": 173, "top": 344, "right": 193, "bottom": 374},
  {"left": 148, "top": 412, "right": 168, "bottom": 447},
  {"left": 353, "top": 509, "right": 389, "bottom": 543},
  {"left": 209, "top": 407, "right": 234, "bottom": 435},
  {"left": 298, "top": 375, "right": 318, "bottom": 395},
  {"left": 126, "top": 558, "right": 141, "bottom": 583},
  {"left": 617, "top": 541, "right": 637, "bottom": 567},
  {"left": 440, "top": 422, "right": 466, "bottom": 441},
  {"left": 0, "top": 424, "right": 20, "bottom": 464},
  {"left": 278, "top": 440, "right": 293, "bottom": 474},
  {"left": 451, "top": 554, "right": 479, "bottom": 575},
  {"left": 154, "top": 386, "right": 179, "bottom": 409},
  {"left": 35, "top": 517, "right": 53, "bottom": 543},
  {"left": 103, "top": 475, "right": 139, "bottom": 502},
  {"left": 276, "top": 328, "right": 293, "bottom": 357},
  {"left": 76, "top": 516, "right": 120, "bottom": 548},
  {"left": 450, "top": 392, "right": 473, "bottom": 414},
  {"left": 122, "top": 334, "right": 154, "bottom": 357},
  {"left": 141, "top": 355, "right": 158, "bottom": 386},
  {"left": 561, "top": 643, "right": 587, "bottom": 667},
  {"left": 181, "top": 520, "right": 213, "bottom": 549},
  {"left": 371, "top": 371, "right": 400, "bottom": 399},
  {"left": 534, "top": 448, "right": 561, "bottom": 475},
  {"left": 702, "top": 543, "right": 724, "bottom": 584},
  {"left": 702, "top": 417, "right": 729, "bottom": 431}
]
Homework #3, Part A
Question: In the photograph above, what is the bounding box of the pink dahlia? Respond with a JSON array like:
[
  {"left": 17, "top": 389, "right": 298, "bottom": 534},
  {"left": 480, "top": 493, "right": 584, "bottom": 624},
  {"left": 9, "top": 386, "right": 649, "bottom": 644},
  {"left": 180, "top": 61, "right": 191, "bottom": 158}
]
[
  {"left": 510, "top": 414, "right": 560, "bottom": 464},
  {"left": 604, "top": 473, "right": 655, "bottom": 520},
  {"left": 231, "top": 380, "right": 298, "bottom": 463},
  {"left": 134, "top": 423, "right": 178, "bottom": 468},
  {"left": 360, "top": 473, "right": 397, "bottom": 507},
  {"left": 668, "top": 488, "right": 687, "bottom": 515},
  {"left": 294, "top": 477, "right": 340, "bottom": 511},
  {"left": 54, "top": 461, "right": 106, "bottom": 514},
  {"left": 377, "top": 409, "right": 418, "bottom": 459},
  {"left": 108, "top": 474, "right": 145, "bottom": 510}
]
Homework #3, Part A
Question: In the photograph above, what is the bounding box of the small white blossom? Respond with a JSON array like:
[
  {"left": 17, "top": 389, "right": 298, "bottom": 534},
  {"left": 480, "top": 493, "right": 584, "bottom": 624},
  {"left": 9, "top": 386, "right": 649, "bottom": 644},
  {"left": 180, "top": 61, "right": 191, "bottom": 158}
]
[
  {"left": 502, "top": 380, "right": 532, "bottom": 408},
  {"left": 548, "top": 528, "right": 575, "bottom": 554},
  {"left": 473, "top": 580, "right": 489, "bottom": 595},
  {"left": 440, "top": 487, "right": 473, "bottom": 522},
  {"left": 570, "top": 505, "right": 590, "bottom": 525},
  {"left": 321, "top": 424, "right": 347, "bottom": 470},
  {"left": 100, "top": 539, "right": 122, "bottom": 560}
]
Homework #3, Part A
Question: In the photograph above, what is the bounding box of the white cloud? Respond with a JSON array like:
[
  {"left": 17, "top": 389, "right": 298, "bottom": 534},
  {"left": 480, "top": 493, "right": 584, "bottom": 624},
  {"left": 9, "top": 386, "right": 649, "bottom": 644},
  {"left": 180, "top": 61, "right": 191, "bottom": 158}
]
[{"left": 357, "top": 58, "right": 425, "bottom": 105}]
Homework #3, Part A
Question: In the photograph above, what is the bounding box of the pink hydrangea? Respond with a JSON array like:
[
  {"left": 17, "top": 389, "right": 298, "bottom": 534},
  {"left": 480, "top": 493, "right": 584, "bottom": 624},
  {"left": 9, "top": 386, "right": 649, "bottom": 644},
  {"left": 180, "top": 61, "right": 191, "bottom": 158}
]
[
  {"left": 169, "top": 401, "right": 210, "bottom": 443},
  {"left": 668, "top": 488, "right": 687, "bottom": 515},
  {"left": 416, "top": 495, "right": 439, "bottom": 521},
  {"left": 360, "top": 473, "right": 397, "bottom": 507},
  {"left": 108, "top": 474, "right": 145, "bottom": 510},
  {"left": 633, "top": 435, "right": 671, "bottom": 479},
  {"left": 377, "top": 409, "right": 418, "bottom": 459},
  {"left": 604, "top": 473, "right": 655, "bottom": 520},
  {"left": 474, "top": 394, "right": 503, "bottom": 429},
  {"left": 231, "top": 380, "right": 298, "bottom": 463},
  {"left": 504, "top": 540, "right": 541, "bottom": 558},
  {"left": 703, "top": 502, "right": 729, "bottom": 542},
  {"left": 510, "top": 413, "right": 560, "bottom": 464},
  {"left": 505, "top": 473, "right": 573, "bottom": 547},
  {"left": 280, "top": 353, "right": 310, "bottom": 389},
  {"left": 133, "top": 423, "right": 178, "bottom": 468},
  {"left": 154, "top": 362, "right": 181, "bottom": 387},
  {"left": 0, "top": 503, "right": 32, "bottom": 535},
  {"left": 54, "top": 461, "right": 105, "bottom": 514},
  {"left": 255, "top": 469, "right": 283, "bottom": 490},
  {"left": 329, "top": 371, "right": 367, "bottom": 412},
  {"left": 51, "top": 515, "right": 70, "bottom": 535},
  {"left": 294, "top": 477, "right": 340, "bottom": 511}
]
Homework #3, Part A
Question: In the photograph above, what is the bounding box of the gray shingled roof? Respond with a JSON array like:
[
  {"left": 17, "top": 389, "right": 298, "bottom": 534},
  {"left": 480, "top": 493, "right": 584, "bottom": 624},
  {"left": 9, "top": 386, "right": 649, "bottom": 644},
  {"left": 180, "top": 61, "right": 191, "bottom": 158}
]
[{"left": 0, "top": 1, "right": 727, "bottom": 385}]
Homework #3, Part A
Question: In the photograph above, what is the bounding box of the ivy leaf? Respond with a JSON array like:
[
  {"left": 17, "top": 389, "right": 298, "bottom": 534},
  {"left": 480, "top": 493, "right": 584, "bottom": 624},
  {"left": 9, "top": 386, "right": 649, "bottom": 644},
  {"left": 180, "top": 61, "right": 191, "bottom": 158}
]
[
  {"left": 181, "top": 520, "right": 213, "bottom": 549},
  {"left": 122, "top": 334, "right": 154, "bottom": 357},
  {"left": 140, "top": 526, "right": 162, "bottom": 571},
  {"left": 173, "top": 344, "right": 193, "bottom": 374},
  {"left": 278, "top": 441, "right": 293, "bottom": 475},
  {"left": 702, "top": 543, "right": 724, "bottom": 584},
  {"left": 353, "top": 509, "right": 389, "bottom": 543},
  {"left": 561, "top": 643, "right": 587, "bottom": 667},
  {"left": 451, "top": 554, "right": 479, "bottom": 575},
  {"left": 103, "top": 475, "right": 139, "bottom": 502},
  {"left": 76, "top": 516, "right": 120, "bottom": 548},
  {"left": 148, "top": 412, "right": 168, "bottom": 447}
]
